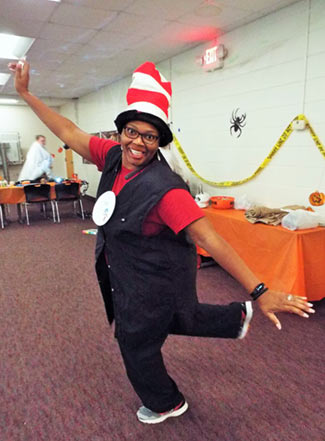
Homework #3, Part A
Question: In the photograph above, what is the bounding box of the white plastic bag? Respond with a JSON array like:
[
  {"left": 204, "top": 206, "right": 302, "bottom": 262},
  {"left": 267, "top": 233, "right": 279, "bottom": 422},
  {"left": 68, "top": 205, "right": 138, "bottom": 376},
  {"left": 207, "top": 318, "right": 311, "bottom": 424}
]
[
  {"left": 234, "top": 194, "right": 254, "bottom": 210},
  {"left": 281, "top": 209, "right": 319, "bottom": 231}
]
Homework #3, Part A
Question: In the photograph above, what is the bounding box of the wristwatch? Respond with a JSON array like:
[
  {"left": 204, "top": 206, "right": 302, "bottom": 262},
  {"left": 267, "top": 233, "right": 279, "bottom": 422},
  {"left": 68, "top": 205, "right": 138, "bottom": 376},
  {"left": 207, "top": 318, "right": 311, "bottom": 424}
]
[{"left": 250, "top": 282, "right": 268, "bottom": 300}]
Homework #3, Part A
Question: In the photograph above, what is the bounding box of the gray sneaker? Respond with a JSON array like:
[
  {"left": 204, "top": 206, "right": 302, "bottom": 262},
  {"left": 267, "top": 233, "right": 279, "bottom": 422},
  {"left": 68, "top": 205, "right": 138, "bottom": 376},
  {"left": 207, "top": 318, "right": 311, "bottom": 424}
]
[{"left": 136, "top": 400, "right": 188, "bottom": 424}]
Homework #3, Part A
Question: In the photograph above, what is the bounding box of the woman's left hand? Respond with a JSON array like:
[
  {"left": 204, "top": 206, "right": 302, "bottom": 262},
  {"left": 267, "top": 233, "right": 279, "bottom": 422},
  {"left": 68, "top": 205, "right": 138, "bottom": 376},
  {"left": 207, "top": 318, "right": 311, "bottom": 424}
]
[
  {"left": 257, "top": 290, "right": 315, "bottom": 329},
  {"left": 8, "top": 60, "right": 30, "bottom": 96}
]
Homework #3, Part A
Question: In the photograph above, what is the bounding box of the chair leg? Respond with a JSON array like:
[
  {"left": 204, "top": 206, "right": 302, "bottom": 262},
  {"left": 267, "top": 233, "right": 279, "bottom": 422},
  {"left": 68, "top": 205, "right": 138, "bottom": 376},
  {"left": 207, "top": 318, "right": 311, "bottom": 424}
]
[
  {"left": 24, "top": 203, "right": 30, "bottom": 226},
  {"left": 0, "top": 205, "right": 4, "bottom": 229},
  {"left": 55, "top": 201, "right": 60, "bottom": 223},
  {"left": 79, "top": 198, "right": 85, "bottom": 220},
  {"left": 51, "top": 201, "right": 56, "bottom": 223},
  {"left": 42, "top": 202, "right": 47, "bottom": 219},
  {"left": 17, "top": 204, "right": 23, "bottom": 224}
]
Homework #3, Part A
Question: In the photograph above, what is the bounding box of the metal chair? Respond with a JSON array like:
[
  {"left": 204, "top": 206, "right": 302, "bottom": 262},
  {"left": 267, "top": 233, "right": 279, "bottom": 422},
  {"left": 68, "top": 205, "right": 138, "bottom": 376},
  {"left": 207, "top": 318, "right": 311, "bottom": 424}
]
[
  {"left": 23, "top": 184, "right": 56, "bottom": 225},
  {"left": 53, "top": 182, "right": 85, "bottom": 223}
]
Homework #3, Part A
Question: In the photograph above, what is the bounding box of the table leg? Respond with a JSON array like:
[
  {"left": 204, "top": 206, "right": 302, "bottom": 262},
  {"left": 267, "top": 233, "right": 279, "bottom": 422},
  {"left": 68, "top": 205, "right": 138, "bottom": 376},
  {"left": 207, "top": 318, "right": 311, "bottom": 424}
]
[
  {"left": 1, "top": 204, "right": 10, "bottom": 227},
  {"left": 17, "top": 204, "right": 24, "bottom": 224}
]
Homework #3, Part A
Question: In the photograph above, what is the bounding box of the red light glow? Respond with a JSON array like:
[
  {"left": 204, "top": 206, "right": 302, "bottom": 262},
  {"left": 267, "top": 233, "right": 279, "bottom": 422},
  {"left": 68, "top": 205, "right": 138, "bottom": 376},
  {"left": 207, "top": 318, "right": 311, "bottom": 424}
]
[{"left": 177, "top": 27, "right": 220, "bottom": 43}]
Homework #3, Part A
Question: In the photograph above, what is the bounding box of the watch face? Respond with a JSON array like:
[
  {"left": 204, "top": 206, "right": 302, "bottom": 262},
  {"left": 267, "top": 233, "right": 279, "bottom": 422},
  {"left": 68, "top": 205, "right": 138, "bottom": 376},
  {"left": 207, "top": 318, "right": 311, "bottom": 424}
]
[
  {"left": 92, "top": 191, "right": 116, "bottom": 226},
  {"left": 256, "top": 283, "right": 264, "bottom": 293},
  {"left": 250, "top": 283, "right": 267, "bottom": 300}
]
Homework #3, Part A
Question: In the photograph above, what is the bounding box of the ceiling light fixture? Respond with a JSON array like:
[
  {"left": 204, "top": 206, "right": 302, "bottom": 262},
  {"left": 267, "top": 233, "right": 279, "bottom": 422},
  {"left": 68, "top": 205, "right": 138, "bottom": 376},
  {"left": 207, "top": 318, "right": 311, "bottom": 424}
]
[
  {"left": 196, "top": 0, "right": 222, "bottom": 17},
  {"left": 0, "top": 73, "right": 11, "bottom": 86},
  {"left": 0, "top": 33, "right": 35, "bottom": 60},
  {"left": 0, "top": 98, "right": 19, "bottom": 105},
  {"left": 48, "top": 0, "right": 61, "bottom": 2}
]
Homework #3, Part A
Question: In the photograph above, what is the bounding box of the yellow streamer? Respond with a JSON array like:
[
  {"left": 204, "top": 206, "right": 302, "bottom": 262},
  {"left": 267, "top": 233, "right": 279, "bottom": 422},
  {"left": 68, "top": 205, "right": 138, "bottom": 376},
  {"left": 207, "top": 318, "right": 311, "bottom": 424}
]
[{"left": 172, "top": 114, "right": 325, "bottom": 187}]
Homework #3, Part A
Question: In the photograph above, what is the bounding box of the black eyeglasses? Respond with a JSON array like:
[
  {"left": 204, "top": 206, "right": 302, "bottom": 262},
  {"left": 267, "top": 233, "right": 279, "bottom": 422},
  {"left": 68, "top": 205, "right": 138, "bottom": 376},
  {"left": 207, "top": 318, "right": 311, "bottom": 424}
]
[{"left": 123, "top": 126, "right": 159, "bottom": 145}]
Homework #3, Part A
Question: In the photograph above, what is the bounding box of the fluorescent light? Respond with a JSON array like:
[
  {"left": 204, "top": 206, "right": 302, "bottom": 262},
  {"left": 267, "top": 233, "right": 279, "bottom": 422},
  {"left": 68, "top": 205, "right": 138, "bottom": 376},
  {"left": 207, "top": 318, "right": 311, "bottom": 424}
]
[
  {"left": 0, "top": 33, "right": 35, "bottom": 60},
  {"left": 0, "top": 73, "right": 10, "bottom": 86},
  {"left": 0, "top": 98, "right": 19, "bottom": 105},
  {"left": 48, "top": 0, "right": 61, "bottom": 2}
]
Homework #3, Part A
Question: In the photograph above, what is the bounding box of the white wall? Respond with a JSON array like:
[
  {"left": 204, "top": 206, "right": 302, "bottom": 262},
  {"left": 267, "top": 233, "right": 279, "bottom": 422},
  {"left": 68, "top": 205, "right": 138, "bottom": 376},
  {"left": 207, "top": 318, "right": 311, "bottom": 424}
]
[
  {"left": 170, "top": 0, "right": 325, "bottom": 216},
  {"left": 0, "top": 105, "right": 66, "bottom": 181},
  {"left": 61, "top": 0, "right": 325, "bottom": 215},
  {"left": 60, "top": 79, "right": 130, "bottom": 197}
]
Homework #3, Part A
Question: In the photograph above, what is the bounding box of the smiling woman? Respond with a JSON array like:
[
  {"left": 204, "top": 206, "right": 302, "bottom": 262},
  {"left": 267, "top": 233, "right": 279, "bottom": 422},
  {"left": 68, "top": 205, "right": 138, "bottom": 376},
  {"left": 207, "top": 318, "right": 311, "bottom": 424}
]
[
  {"left": 8, "top": 58, "right": 314, "bottom": 426},
  {"left": 120, "top": 121, "right": 160, "bottom": 170}
]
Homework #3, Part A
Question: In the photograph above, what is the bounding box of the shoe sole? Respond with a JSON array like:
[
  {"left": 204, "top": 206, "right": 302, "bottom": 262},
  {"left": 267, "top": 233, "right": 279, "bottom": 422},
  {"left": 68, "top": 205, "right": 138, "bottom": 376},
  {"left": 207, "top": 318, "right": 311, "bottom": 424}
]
[
  {"left": 238, "top": 301, "right": 253, "bottom": 339},
  {"left": 137, "top": 401, "right": 189, "bottom": 424}
]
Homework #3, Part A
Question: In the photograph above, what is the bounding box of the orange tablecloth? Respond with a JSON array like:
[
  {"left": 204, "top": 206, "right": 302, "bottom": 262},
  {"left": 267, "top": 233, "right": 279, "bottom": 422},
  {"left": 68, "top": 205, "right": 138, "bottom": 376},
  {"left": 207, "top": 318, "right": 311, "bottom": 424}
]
[
  {"left": 0, "top": 183, "right": 58, "bottom": 204},
  {"left": 197, "top": 207, "right": 325, "bottom": 301}
]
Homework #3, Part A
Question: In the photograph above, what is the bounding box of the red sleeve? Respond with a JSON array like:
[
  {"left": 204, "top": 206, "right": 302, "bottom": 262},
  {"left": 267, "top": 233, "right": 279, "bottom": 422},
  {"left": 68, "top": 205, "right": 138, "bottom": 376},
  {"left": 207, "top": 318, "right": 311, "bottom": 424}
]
[
  {"left": 155, "top": 189, "right": 204, "bottom": 234},
  {"left": 89, "top": 136, "right": 119, "bottom": 171}
]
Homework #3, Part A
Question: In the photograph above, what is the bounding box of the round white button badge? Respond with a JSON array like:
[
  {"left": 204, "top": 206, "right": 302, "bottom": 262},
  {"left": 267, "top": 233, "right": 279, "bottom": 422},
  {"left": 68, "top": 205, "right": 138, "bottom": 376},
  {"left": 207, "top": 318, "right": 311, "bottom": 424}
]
[{"left": 92, "top": 191, "right": 116, "bottom": 226}]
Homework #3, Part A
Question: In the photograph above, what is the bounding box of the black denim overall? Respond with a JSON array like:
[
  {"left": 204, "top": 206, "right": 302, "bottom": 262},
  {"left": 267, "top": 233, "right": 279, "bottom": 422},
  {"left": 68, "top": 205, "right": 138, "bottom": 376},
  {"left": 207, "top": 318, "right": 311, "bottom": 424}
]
[{"left": 95, "top": 145, "right": 242, "bottom": 412}]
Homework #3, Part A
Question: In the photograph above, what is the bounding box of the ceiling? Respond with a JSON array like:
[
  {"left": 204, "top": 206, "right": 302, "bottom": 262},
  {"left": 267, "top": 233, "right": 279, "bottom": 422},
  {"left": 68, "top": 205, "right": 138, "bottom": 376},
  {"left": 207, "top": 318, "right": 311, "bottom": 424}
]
[{"left": 0, "top": 0, "right": 300, "bottom": 105}]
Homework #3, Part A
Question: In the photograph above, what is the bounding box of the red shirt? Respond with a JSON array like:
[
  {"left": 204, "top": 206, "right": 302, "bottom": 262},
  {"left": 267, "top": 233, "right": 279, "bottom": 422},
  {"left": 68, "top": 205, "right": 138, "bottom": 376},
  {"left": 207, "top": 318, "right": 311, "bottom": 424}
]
[{"left": 89, "top": 136, "right": 204, "bottom": 235}]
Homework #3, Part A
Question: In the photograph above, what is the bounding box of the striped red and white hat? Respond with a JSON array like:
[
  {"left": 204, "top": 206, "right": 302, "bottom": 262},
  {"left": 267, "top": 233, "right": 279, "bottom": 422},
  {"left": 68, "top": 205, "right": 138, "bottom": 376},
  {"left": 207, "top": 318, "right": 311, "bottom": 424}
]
[{"left": 115, "top": 62, "right": 173, "bottom": 147}]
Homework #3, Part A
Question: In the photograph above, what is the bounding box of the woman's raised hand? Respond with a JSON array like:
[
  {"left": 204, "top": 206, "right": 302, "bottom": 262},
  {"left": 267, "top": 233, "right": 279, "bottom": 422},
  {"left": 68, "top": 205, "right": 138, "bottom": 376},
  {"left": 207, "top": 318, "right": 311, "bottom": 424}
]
[{"left": 8, "top": 59, "right": 30, "bottom": 96}]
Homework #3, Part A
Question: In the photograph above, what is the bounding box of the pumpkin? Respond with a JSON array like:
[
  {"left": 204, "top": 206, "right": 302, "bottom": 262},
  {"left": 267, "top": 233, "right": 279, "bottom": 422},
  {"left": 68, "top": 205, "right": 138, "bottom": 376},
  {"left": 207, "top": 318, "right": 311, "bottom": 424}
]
[
  {"left": 210, "top": 196, "right": 235, "bottom": 209},
  {"left": 309, "top": 191, "right": 325, "bottom": 206}
]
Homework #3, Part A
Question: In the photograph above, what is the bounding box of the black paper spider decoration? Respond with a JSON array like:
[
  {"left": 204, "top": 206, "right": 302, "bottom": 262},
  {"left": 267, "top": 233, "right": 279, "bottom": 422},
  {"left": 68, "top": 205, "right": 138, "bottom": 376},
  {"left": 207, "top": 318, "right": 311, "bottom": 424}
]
[{"left": 230, "top": 108, "right": 246, "bottom": 137}]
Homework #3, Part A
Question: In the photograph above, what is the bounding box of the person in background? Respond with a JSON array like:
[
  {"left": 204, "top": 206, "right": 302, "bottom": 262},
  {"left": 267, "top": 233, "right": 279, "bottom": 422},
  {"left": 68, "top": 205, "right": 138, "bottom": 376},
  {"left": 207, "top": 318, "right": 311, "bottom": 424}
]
[
  {"left": 18, "top": 135, "right": 53, "bottom": 182},
  {"left": 9, "top": 60, "right": 314, "bottom": 425}
]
